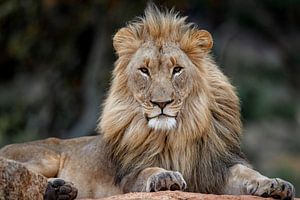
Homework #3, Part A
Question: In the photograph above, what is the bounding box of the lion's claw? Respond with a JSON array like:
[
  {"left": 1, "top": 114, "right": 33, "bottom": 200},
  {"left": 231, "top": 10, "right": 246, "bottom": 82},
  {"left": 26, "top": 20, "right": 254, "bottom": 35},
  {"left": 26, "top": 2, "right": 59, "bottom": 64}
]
[
  {"left": 146, "top": 171, "right": 187, "bottom": 192},
  {"left": 255, "top": 178, "right": 295, "bottom": 200},
  {"left": 44, "top": 178, "right": 78, "bottom": 200}
]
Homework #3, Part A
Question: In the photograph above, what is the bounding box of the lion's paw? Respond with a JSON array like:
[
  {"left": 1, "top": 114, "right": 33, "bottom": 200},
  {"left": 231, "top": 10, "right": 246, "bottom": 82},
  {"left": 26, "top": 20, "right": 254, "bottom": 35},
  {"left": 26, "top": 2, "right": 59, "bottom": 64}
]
[
  {"left": 146, "top": 171, "right": 187, "bottom": 192},
  {"left": 251, "top": 178, "right": 295, "bottom": 200},
  {"left": 44, "top": 178, "right": 78, "bottom": 200}
]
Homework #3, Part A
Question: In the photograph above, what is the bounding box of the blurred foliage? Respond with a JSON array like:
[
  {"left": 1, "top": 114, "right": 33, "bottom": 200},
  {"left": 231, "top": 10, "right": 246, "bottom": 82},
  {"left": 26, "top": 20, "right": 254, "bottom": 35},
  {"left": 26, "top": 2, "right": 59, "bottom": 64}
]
[{"left": 0, "top": 0, "right": 299, "bottom": 194}]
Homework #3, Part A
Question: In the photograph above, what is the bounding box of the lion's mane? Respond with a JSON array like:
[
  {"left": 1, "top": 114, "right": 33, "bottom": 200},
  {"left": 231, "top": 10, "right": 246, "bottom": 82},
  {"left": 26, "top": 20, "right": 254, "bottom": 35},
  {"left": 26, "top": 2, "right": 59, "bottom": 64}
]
[{"left": 98, "top": 6, "right": 245, "bottom": 193}]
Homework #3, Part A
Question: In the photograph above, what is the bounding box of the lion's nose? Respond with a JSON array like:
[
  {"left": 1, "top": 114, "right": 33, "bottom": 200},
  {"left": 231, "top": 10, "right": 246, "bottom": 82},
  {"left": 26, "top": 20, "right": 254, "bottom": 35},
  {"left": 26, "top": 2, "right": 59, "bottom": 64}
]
[{"left": 150, "top": 99, "right": 174, "bottom": 109}]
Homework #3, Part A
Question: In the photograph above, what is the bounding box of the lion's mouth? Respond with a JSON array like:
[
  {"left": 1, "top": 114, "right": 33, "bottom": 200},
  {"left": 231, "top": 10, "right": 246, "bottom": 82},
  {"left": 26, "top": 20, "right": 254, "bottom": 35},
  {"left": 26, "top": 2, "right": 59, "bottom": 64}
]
[
  {"left": 146, "top": 113, "right": 177, "bottom": 130},
  {"left": 147, "top": 113, "right": 177, "bottom": 120}
]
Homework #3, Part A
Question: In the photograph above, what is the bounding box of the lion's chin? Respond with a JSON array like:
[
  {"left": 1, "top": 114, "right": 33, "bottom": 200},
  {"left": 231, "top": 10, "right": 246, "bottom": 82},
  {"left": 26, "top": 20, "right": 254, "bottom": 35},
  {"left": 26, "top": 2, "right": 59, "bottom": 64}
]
[{"left": 148, "top": 116, "right": 177, "bottom": 131}]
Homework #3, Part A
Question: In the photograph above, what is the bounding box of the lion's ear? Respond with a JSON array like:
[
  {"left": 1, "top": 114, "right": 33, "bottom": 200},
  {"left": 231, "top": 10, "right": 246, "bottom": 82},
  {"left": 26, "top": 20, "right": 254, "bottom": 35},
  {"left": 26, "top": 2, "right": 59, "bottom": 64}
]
[
  {"left": 181, "top": 29, "right": 213, "bottom": 55},
  {"left": 191, "top": 30, "right": 213, "bottom": 52},
  {"left": 113, "top": 27, "right": 140, "bottom": 57}
]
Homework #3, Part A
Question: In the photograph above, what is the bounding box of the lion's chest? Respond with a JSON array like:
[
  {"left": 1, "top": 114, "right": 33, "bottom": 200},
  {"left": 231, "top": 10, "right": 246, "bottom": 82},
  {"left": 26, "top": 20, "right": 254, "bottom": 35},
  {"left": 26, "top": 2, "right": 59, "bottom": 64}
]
[{"left": 157, "top": 144, "right": 196, "bottom": 180}]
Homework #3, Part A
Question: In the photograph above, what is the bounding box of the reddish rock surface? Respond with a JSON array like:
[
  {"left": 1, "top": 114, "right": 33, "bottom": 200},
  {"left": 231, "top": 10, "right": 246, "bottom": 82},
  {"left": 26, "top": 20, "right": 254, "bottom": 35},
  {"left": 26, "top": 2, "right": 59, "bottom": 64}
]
[{"left": 80, "top": 191, "right": 299, "bottom": 200}]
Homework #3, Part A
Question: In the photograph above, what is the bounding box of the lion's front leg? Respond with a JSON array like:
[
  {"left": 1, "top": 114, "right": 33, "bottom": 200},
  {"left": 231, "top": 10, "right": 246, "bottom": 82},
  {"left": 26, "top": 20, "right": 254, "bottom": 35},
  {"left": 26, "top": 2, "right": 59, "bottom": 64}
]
[
  {"left": 121, "top": 167, "right": 187, "bottom": 193},
  {"left": 224, "top": 164, "right": 295, "bottom": 200}
]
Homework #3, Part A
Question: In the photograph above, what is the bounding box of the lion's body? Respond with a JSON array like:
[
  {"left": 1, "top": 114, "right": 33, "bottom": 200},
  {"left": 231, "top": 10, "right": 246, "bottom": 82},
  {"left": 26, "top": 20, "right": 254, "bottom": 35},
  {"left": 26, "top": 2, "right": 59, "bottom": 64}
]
[{"left": 0, "top": 5, "right": 295, "bottom": 200}]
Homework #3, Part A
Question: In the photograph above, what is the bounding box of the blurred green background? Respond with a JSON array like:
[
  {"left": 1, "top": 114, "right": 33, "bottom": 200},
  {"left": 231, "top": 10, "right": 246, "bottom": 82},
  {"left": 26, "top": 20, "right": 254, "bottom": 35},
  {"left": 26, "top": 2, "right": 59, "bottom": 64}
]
[{"left": 0, "top": 0, "right": 299, "bottom": 194}]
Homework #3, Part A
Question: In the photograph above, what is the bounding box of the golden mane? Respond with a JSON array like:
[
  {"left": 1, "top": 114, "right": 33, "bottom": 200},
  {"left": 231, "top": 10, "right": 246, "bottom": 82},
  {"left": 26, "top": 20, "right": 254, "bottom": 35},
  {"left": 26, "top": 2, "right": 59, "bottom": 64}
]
[
  {"left": 98, "top": 5, "right": 244, "bottom": 193},
  {"left": 112, "top": 5, "right": 212, "bottom": 60}
]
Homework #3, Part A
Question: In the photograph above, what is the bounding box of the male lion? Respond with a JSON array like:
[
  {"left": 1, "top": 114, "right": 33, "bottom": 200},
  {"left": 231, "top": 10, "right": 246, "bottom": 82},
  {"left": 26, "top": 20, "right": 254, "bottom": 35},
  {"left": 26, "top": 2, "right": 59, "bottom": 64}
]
[{"left": 0, "top": 5, "right": 296, "bottom": 200}]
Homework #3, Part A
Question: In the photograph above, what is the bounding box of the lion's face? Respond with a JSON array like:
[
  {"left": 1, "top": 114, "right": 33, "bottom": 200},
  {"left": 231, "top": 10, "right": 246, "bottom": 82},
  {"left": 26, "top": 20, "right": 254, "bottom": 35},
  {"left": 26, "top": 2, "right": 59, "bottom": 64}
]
[{"left": 126, "top": 42, "right": 197, "bottom": 131}]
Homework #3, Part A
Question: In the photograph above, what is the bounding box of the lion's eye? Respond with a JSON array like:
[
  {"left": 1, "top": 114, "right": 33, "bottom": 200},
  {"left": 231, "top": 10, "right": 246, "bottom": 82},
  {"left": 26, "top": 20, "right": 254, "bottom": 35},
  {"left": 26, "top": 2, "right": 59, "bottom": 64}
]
[
  {"left": 139, "top": 67, "right": 150, "bottom": 76},
  {"left": 173, "top": 66, "right": 183, "bottom": 75}
]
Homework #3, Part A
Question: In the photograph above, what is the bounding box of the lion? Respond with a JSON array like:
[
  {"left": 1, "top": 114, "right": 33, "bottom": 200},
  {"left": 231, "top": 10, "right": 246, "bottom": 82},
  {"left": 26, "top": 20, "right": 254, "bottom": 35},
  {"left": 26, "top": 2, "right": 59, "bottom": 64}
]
[{"left": 0, "top": 5, "right": 295, "bottom": 200}]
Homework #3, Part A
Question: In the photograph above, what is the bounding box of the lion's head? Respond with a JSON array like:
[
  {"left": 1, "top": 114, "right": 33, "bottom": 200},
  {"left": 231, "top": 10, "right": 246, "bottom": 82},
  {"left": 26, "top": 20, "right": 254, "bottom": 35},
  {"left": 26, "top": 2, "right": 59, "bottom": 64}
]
[
  {"left": 101, "top": 6, "right": 215, "bottom": 132},
  {"left": 99, "top": 5, "right": 243, "bottom": 193}
]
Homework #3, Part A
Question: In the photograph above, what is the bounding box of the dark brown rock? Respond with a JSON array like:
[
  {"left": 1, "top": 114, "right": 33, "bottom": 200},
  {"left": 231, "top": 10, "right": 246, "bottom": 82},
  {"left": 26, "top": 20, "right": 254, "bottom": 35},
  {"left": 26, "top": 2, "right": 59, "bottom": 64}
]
[{"left": 0, "top": 157, "right": 48, "bottom": 200}]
